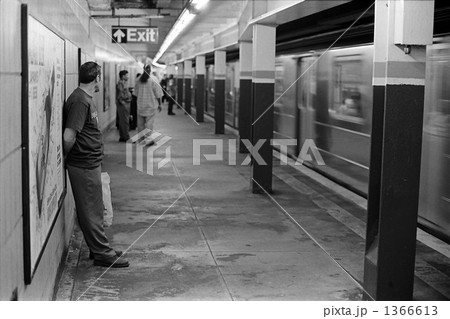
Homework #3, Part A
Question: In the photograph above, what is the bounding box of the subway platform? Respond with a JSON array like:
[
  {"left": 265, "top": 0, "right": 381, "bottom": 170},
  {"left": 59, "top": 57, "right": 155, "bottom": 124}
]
[{"left": 55, "top": 109, "right": 450, "bottom": 301}]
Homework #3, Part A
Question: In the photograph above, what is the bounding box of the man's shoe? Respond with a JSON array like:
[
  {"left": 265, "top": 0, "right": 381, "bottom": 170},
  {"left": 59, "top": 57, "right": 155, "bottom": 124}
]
[
  {"left": 168, "top": 112, "right": 176, "bottom": 115},
  {"left": 146, "top": 140, "right": 156, "bottom": 147},
  {"left": 89, "top": 249, "right": 123, "bottom": 260},
  {"left": 119, "top": 138, "right": 128, "bottom": 142},
  {"left": 94, "top": 255, "right": 129, "bottom": 268}
]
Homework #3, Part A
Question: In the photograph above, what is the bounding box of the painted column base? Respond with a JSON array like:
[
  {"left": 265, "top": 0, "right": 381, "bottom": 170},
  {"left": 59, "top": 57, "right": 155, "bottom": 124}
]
[
  {"left": 251, "top": 82, "right": 274, "bottom": 194},
  {"left": 215, "top": 79, "right": 225, "bottom": 134},
  {"left": 196, "top": 75, "right": 205, "bottom": 122},
  {"left": 238, "top": 79, "right": 252, "bottom": 153},
  {"left": 177, "top": 78, "right": 183, "bottom": 109},
  {"left": 364, "top": 84, "right": 425, "bottom": 301},
  {"left": 184, "top": 78, "right": 191, "bottom": 114}
]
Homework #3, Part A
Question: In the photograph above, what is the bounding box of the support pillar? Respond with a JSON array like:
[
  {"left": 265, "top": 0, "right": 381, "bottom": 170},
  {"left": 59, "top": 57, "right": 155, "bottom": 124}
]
[
  {"left": 195, "top": 55, "right": 206, "bottom": 122},
  {"left": 167, "top": 64, "right": 176, "bottom": 77},
  {"left": 251, "top": 24, "right": 275, "bottom": 194},
  {"left": 238, "top": 41, "right": 252, "bottom": 153},
  {"left": 214, "top": 50, "right": 226, "bottom": 134},
  {"left": 364, "top": 0, "right": 434, "bottom": 301},
  {"left": 184, "top": 60, "right": 192, "bottom": 114},
  {"left": 177, "top": 62, "right": 184, "bottom": 109}
]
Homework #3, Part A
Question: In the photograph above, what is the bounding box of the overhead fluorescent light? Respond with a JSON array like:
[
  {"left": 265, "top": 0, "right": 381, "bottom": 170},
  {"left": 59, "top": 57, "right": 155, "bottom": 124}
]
[
  {"left": 153, "top": 9, "right": 195, "bottom": 62},
  {"left": 153, "top": 0, "right": 209, "bottom": 62},
  {"left": 191, "top": 0, "right": 209, "bottom": 10},
  {"left": 151, "top": 60, "right": 167, "bottom": 68},
  {"left": 91, "top": 14, "right": 167, "bottom": 19}
]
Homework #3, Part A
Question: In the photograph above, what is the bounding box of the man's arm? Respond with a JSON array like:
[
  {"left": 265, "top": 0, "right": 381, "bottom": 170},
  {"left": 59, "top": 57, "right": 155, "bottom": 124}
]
[
  {"left": 157, "top": 98, "right": 162, "bottom": 112},
  {"left": 63, "top": 128, "right": 77, "bottom": 157},
  {"left": 153, "top": 79, "right": 163, "bottom": 112},
  {"left": 117, "top": 82, "right": 131, "bottom": 104}
]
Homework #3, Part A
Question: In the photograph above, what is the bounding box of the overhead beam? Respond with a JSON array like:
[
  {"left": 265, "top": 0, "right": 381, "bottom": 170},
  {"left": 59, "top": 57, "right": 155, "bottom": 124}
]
[
  {"left": 240, "top": 0, "right": 351, "bottom": 41},
  {"left": 91, "top": 14, "right": 168, "bottom": 18},
  {"left": 168, "top": 23, "right": 239, "bottom": 64},
  {"left": 112, "top": 0, "right": 159, "bottom": 9},
  {"left": 87, "top": 0, "right": 112, "bottom": 11},
  {"left": 164, "top": 0, "right": 352, "bottom": 61}
]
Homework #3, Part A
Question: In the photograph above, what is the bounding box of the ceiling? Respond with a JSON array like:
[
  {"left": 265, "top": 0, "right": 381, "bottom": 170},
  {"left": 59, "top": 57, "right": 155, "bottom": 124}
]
[
  {"left": 85, "top": 0, "right": 188, "bottom": 61},
  {"left": 85, "top": 1, "right": 351, "bottom": 65},
  {"left": 85, "top": 0, "right": 247, "bottom": 64},
  {"left": 167, "top": 0, "right": 247, "bottom": 57}
]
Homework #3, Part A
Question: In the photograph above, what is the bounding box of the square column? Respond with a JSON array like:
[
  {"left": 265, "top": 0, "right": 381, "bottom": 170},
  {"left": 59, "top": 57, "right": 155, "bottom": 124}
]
[
  {"left": 214, "top": 50, "right": 226, "bottom": 134},
  {"left": 364, "top": 0, "right": 434, "bottom": 301},
  {"left": 251, "top": 24, "right": 275, "bottom": 194},
  {"left": 184, "top": 60, "right": 192, "bottom": 114},
  {"left": 238, "top": 41, "right": 252, "bottom": 153},
  {"left": 177, "top": 62, "right": 184, "bottom": 109},
  {"left": 195, "top": 55, "right": 206, "bottom": 122},
  {"left": 167, "top": 64, "right": 176, "bottom": 76}
]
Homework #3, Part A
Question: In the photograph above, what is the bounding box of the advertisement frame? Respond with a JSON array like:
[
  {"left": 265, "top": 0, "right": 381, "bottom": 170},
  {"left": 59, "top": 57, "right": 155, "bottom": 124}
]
[{"left": 21, "top": 4, "right": 67, "bottom": 284}]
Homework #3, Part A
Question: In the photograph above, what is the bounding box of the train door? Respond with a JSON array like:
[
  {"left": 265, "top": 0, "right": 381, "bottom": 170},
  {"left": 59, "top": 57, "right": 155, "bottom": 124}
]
[
  {"left": 191, "top": 66, "right": 196, "bottom": 110},
  {"left": 225, "top": 63, "right": 235, "bottom": 127},
  {"left": 273, "top": 56, "right": 298, "bottom": 156},
  {"left": 234, "top": 61, "right": 240, "bottom": 128},
  {"left": 419, "top": 40, "right": 450, "bottom": 240},
  {"left": 205, "top": 65, "right": 209, "bottom": 113},
  {"left": 297, "top": 56, "right": 316, "bottom": 147},
  {"left": 206, "top": 65, "right": 215, "bottom": 116}
]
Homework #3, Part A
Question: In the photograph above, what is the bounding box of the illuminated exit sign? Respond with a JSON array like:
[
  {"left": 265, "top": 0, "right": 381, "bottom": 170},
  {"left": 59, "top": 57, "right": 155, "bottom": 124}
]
[{"left": 112, "top": 27, "right": 159, "bottom": 43}]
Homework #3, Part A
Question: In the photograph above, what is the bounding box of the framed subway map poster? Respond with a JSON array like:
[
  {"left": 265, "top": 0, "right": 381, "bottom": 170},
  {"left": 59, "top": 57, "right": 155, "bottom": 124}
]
[{"left": 21, "top": 5, "right": 66, "bottom": 284}]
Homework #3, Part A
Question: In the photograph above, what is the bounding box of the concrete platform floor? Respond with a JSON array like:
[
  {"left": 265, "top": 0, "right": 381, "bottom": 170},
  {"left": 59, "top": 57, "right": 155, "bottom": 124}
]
[{"left": 55, "top": 107, "right": 450, "bottom": 301}]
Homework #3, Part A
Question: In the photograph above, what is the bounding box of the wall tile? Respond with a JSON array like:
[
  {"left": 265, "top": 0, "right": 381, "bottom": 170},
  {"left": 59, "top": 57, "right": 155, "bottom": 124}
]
[
  {"left": 0, "top": 150, "right": 22, "bottom": 247},
  {"left": 0, "top": 74, "right": 22, "bottom": 160},
  {"left": 0, "top": 0, "right": 21, "bottom": 73}
]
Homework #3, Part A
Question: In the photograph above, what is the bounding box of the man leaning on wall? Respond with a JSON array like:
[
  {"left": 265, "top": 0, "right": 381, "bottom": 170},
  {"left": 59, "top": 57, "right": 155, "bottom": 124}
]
[{"left": 63, "top": 61, "right": 129, "bottom": 268}]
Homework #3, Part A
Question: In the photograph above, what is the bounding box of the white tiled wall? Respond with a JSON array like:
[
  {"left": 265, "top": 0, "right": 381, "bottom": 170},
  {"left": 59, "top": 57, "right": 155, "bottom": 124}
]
[
  {"left": 0, "top": 0, "right": 25, "bottom": 300},
  {"left": 65, "top": 40, "right": 79, "bottom": 99},
  {"left": 0, "top": 0, "right": 122, "bottom": 300}
]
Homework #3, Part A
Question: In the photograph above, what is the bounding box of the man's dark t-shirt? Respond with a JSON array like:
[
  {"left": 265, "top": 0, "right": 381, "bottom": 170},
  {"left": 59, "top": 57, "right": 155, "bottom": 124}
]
[{"left": 64, "top": 88, "right": 103, "bottom": 168}]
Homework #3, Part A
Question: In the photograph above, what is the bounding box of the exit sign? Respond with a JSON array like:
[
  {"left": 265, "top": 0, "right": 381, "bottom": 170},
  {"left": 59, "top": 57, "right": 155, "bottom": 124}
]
[{"left": 112, "top": 27, "right": 159, "bottom": 44}]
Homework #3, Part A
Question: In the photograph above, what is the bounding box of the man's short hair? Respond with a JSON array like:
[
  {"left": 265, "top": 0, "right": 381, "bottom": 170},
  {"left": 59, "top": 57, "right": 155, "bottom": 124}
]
[
  {"left": 119, "top": 70, "right": 128, "bottom": 79},
  {"left": 79, "top": 62, "right": 101, "bottom": 84}
]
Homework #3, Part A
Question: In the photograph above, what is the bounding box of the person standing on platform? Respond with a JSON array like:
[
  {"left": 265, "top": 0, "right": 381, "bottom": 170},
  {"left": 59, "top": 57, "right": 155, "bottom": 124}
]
[
  {"left": 129, "top": 73, "right": 140, "bottom": 131},
  {"left": 160, "top": 74, "right": 168, "bottom": 104},
  {"left": 167, "top": 74, "right": 176, "bottom": 115},
  {"left": 116, "top": 70, "right": 132, "bottom": 142},
  {"left": 63, "top": 61, "right": 129, "bottom": 268},
  {"left": 134, "top": 64, "right": 163, "bottom": 146}
]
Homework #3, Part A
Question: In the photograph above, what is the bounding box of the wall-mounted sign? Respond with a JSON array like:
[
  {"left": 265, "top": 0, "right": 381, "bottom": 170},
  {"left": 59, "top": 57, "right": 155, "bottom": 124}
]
[{"left": 112, "top": 27, "right": 159, "bottom": 44}]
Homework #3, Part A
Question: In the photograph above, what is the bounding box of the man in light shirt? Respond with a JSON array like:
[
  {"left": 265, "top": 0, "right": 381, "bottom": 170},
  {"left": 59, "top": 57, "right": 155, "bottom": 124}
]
[{"left": 134, "top": 64, "right": 163, "bottom": 146}]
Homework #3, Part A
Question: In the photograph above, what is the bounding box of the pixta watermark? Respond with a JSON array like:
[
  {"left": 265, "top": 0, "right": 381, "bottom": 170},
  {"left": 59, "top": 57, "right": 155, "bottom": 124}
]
[
  {"left": 126, "top": 129, "right": 172, "bottom": 175},
  {"left": 193, "top": 138, "right": 325, "bottom": 166},
  {"left": 126, "top": 132, "right": 325, "bottom": 176}
]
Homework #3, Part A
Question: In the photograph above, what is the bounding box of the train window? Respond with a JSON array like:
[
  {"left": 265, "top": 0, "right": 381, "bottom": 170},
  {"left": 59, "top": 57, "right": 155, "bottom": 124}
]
[
  {"left": 206, "top": 66, "right": 215, "bottom": 115},
  {"left": 424, "top": 44, "right": 450, "bottom": 137},
  {"left": 299, "top": 57, "right": 316, "bottom": 111},
  {"left": 225, "top": 63, "right": 236, "bottom": 127},
  {"left": 331, "top": 57, "right": 364, "bottom": 123},
  {"left": 274, "top": 63, "right": 285, "bottom": 113},
  {"left": 208, "top": 65, "right": 215, "bottom": 94}
]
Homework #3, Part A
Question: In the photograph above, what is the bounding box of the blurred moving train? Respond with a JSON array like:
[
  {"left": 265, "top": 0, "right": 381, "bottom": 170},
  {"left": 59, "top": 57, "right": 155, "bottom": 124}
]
[{"left": 196, "top": 36, "right": 450, "bottom": 243}]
